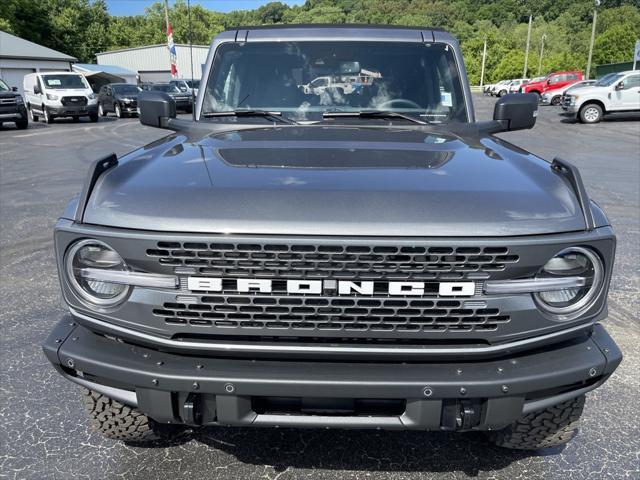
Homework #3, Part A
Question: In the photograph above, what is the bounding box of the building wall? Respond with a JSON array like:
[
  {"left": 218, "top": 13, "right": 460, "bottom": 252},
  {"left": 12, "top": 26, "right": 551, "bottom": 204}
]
[
  {"left": 96, "top": 45, "right": 209, "bottom": 82},
  {"left": 0, "top": 58, "right": 72, "bottom": 94}
]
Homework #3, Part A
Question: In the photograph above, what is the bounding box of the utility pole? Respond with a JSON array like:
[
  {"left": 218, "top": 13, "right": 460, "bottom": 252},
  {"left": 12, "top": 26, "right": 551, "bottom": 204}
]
[
  {"left": 523, "top": 15, "right": 532, "bottom": 78},
  {"left": 480, "top": 37, "right": 487, "bottom": 88},
  {"left": 586, "top": 1, "right": 600, "bottom": 79},
  {"left": 537, "top": 34, "right": 547, "bottom": 76}
]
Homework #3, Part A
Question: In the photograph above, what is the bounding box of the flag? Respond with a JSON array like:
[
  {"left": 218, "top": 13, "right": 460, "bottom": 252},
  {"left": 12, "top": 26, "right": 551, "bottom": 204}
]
[{"left": 164, "top": 0, "right": 178, "bottom": 78}]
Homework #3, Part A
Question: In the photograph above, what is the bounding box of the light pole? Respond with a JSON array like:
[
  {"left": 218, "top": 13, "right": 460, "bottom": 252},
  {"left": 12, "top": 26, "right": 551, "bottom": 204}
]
[
  {"left": 480, "top": 37, "right": 487, "bottom": 88},
  {"left": 523, "top": 15, "right": 533, "bottom": 78},
  {"left": 537, "top": 34, "right": 547, "bottom": 77},
  {"left": 586, "top": 0, "right": 601, "bottom": 79}
]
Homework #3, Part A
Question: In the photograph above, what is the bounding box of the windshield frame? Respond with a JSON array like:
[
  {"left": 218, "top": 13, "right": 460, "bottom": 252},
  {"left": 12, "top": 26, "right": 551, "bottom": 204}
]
[{"left": 199, "top": 38, "right": 472, "bottom": 125}]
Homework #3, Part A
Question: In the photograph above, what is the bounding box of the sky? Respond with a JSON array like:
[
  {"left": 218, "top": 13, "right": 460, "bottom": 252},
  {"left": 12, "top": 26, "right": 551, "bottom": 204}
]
[{"left": 106, "top": 0, "right": 305, "bottom": 16}]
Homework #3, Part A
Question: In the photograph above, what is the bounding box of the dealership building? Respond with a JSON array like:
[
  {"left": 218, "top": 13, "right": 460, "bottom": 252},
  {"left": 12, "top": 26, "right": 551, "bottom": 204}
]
[
  {"left": 96, "top": 44, "right": 209, "bottom": 83},
  {"left": 0, "top": 30, "right": 77, "bottom": 94}
]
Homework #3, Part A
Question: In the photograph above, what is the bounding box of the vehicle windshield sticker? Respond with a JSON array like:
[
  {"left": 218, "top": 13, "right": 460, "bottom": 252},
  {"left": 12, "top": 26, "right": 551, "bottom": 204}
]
[
  {"left": 47, "top": 79, "right": 62, "bottom": 86},
  {"left": 441, "top": 91, "right": 452, "bottom": 107}
]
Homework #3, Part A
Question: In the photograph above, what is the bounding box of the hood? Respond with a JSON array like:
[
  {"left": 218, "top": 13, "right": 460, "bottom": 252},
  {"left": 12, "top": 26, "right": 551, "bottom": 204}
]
[
  {"left": 565, "top": 85, "right": 609, "bottom": 96},
  {"left": 84, "top": 126, "right": 586, "bottom": 236}
]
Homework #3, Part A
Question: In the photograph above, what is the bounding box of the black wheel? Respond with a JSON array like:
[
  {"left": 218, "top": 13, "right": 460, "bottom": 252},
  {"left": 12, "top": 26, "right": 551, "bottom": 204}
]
[
  {"left": 29, "top": 106, "right": 39, "bottom": 122},
  {"left": 115, "top": 103, "right": 122, "bottom": 118},
  {"left": 185, "top": 106, "right": 193, "bottom": 114},
  {"left": 43, "top": 107, "right": 54, "bottom": 124},
  {"left": 16, "top": 119, "right": 29, "bottom": 129},
  {"left": 550, "top": 96, "right": 561, "bottom": 106},
  {"left": 98, "top": 103, "right": 107, "bottom": 117},
  {"left": 80, "top": 388, "right": 165, "bottom": 443},
  {"left": 579, "top": 103, "right": 603, "bottom": 124},
  {"left": 489, "top": 395, "right": 585, "bottom": 450},
  {"left": 89, "top": 113, "right": 99, "bottom": 123}
]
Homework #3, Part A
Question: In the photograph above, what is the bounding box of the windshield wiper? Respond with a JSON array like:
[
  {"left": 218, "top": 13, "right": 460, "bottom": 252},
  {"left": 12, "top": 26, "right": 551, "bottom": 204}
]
[
  {"left": 202, "top": 109, "right": 297, "bottom": 125},
  {"left": 323, "top": 110, "right": 428, "bottom": 125}
]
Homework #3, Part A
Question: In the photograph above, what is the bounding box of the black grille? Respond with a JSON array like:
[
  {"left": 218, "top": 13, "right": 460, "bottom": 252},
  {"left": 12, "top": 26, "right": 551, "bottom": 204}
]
[
  {"left": 61, "top": 96, "right": 88, "bottom": 106},
  {"left": 153, "top": 295, "right": 510, "bottom": 334},
  {"left": 147, "top": 242, "right": 519, "bottom": 281}
]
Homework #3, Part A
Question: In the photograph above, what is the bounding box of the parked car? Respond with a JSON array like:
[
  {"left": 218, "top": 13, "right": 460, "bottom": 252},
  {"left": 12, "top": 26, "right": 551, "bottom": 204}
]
[
  {"left": 541, "top": 80, "right": 597, "bottom": 106},
  {"left": 489, "top": 80, "right": 512, "bottom": 96},
  {"left": 170, "top": 79, "right": 200, "bottom": 96},
  {"left": 23, "top": 72, "right": 98, "bottom": 123},
  {"left": 148, "top": 83, "right": 193, "bottom": 113},
  {"left": 98, "top": 83, "right": 142, "bottom": 118},
  {"left": 522, "top": 71, "right": 583, "bottom": 100},
  {"left": 507, "top": 79, "right": 529, "bottom": 94},
  {"left": 562, "top": 70, "right": 640, "bottom": 123},
  {"left": 0, "top": 77, "right": 28, "bottom": 129},
  {"left": 45, "top": 25, "right": 622, "bottom": 452}
]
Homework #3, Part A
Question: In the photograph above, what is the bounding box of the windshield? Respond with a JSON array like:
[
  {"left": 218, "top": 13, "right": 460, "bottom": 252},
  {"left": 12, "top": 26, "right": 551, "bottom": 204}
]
[
  {"left": 42, "top": 74, "right": 88, "bottom": 89},
  {"left": 151, "top": 84, "right": 180, "bottom": 93},
  {"left": 112, "top": 84, "right": 141, "bottom": 94},
  {"left": 203, "top": 41, "right": 468, "bottom": 123},
  {"left": 0, "top": 79, "right": 10, "bottom": 91},
  {"left": 595, "top": 73, "right": 623, "bottom": 87}
]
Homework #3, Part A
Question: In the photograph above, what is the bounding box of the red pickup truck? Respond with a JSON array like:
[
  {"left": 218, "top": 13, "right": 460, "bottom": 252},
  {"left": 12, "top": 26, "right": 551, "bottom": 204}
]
[{"left": 521, "top": 71, "right": 583, "bottom": 98}]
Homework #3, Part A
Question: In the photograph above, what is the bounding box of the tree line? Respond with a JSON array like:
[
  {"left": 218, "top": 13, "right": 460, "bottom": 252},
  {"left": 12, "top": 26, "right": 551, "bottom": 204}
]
[{"left": 1, "top": 0, "right": 638, "bottom": 83}]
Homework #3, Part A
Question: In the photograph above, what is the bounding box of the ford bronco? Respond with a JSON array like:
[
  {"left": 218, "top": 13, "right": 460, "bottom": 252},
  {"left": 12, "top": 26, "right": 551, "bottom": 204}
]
[{"left": 44, "top": 26, "right": 622, "bottom": 450}]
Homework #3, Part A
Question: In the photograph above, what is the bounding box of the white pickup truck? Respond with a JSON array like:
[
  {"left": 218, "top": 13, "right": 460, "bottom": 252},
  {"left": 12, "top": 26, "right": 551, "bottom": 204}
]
[{"left": 563, "top": 70, "right": 640, "bottom": 123}]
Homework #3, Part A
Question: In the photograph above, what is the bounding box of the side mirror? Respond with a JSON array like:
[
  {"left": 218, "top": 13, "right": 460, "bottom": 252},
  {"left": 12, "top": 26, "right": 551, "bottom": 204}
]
[
  {"left": 493, "top": 93, "right": 538, "bottom": 131},
  {"left": 138, "top": 91, "right": 176, "bottom": 128},
  {"left": 615, "top": 82, "right": 624, "bottom": 91},
  {"left": 11, "top": 86, "right": 18, "bottom": 92},
  {"left": 34, "top": 85, "right": 41, "bottom": 94}
]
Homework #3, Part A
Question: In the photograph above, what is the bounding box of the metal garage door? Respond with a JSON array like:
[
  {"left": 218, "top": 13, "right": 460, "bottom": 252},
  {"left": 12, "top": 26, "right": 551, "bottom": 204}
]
[{"left": 1, "top": 68, "right": 34, "bottom": 95}]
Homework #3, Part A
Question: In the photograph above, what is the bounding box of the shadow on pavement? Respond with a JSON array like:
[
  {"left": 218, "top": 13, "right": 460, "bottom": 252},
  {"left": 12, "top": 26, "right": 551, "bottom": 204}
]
[{"left": 132, "top": 426, "right": 562, "bottom": 476}]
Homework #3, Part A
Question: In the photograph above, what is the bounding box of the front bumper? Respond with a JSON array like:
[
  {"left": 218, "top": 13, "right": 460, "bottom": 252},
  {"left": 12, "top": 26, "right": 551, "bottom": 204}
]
[
  {"left": 0, "top": 104, "right": 27, "bottom": 120},
  {"left": 47, "top": 104, "right": 98, "bottom": 116},
  {"left": 43, "top": 317, "right": 621, "bottom": 430}
]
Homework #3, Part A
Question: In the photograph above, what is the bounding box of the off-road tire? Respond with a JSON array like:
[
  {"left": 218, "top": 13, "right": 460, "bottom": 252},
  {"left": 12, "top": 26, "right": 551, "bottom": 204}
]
[
  {"left": 89, "top": 113, "right": 99, "bottom": 123},
  {"left": 16, "top": 119, "right": 28, "bottom": 129},
  {"left": 489, "top": 395, "right": 585, "bottom": 450},
  {"left": 80, "top": 388, "right": 161, "bottom": 443}
]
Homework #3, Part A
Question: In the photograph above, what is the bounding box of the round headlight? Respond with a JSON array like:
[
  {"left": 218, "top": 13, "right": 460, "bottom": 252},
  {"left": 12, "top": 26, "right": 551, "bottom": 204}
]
[
  {"left": 534, "top": 247, "right": 604, "bottom": 320},
  {"left": 64, "top": 239, "right": 129, "bottom": 307}
]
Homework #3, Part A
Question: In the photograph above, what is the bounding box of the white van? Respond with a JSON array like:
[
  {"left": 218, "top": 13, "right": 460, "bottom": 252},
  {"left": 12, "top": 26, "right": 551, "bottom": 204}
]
[{"left": 23, "top": 72, "right": 99, "bottom": 123}]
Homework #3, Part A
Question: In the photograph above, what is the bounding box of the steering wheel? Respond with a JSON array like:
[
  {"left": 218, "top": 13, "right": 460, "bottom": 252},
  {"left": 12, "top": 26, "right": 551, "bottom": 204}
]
[{"left": 376, "top": 98, "right": 421, "bottom": 109}]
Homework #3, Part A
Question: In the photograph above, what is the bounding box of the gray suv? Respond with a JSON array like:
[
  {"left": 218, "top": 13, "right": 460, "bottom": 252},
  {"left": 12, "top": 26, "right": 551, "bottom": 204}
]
[{"left": 44, "top": 26, "right": 621, "bottom": 450}]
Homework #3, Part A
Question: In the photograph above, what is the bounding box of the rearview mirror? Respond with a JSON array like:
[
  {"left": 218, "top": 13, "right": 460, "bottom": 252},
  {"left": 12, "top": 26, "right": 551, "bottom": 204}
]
[
  {"left": 138, "top": 91, "right": 176, "bottom": 128},
  {"left": 493, "top": 93, "right": 538, "bottom": 131}
]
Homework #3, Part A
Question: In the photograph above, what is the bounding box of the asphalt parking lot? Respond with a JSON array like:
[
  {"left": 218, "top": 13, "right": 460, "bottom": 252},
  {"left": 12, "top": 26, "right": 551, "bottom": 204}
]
[{"left": 0, "top": 94, "right": 638, "bottom": 479}]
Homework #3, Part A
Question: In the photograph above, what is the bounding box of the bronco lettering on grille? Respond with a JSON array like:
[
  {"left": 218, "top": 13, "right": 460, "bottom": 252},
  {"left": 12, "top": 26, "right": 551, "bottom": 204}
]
[{"left": 187, "top": 277, "right": 476, "bottom": 297}]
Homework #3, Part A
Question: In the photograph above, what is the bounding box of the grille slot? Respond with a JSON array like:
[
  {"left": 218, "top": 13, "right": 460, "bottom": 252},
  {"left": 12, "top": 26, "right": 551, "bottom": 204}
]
[
  {"left": 147, "top": 243, "right": 518, "bottom": 280},
  {"left": 60, "top": 96, "right": 88, "bottom": 106},
  {"left": 153, "top": 295, "right": 511, "bottom": 334}
]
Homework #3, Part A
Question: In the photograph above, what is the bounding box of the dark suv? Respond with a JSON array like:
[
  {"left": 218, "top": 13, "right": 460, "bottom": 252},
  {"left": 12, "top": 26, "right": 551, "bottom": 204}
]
[
  {"left": 44, "top": 25, "right": 621, "bottom": 450},
  {"left": 98, "top": 83, "right": 142, "bottom": 118},
  {"left": 147, "top": 83, "right": 193, "bottom": 113},
  {"left": 0, "top": 78, "right": 28, "bottom": 129}
]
